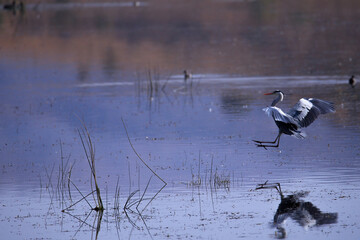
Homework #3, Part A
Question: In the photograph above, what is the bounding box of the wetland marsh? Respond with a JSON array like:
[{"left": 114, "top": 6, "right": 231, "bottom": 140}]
[{"left": 1, "top": 0, "right": 360, "bottom": 239}]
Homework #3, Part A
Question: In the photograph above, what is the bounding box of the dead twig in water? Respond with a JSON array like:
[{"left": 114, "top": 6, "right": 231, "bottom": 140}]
[
  {"left": 62, "top": 178, "right": 95, "bottom": 211},
  {"left": 121, "top": 118, "right": 167, "bottom": 186},
  {"left": 123, "top": 189, "right": 141, "bottom": 229},
  {"left": 127, "top": 176, "right": 155, "bottom": 240},
  {"left": 121, "top": 117, "right": 167, "bottom": 239}
]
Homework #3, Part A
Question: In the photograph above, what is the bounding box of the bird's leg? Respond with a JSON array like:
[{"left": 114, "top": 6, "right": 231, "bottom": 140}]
[
  {"left": 255, "top": 181, "right": 284, "bottom": 199},
  {"left": 255, "top": 134, "right": 281, "bottom": 148},
  {"left": 253, "top": 133, "right": 280, "bottom": 144}
]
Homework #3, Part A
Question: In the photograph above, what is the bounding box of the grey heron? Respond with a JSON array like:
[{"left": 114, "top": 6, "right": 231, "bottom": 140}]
[{"left": 253, "top": 90, "right": 335, "bottom": 149}]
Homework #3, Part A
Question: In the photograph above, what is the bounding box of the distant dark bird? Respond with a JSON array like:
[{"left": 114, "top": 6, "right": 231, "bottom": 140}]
[
  {"left": 253, "top": 90, "right": 335, "bottom": 149},
  {"left": 3, "top": 1, "right": 16, "bottom": 10},
  {"left": 256, "top": 182, "right": 338, "bottom": 239},
  {"left": 18, "top": 1, "right": 24, "bottom": 11},
  {"left": 183, "top": 70, "right": 192, "bottom": 81},
  {"left": 349, "top": 75, "right": 356, "bottom": 88},
  {"left": 3, "top": 0, "right": 24, "bottom": 13}
]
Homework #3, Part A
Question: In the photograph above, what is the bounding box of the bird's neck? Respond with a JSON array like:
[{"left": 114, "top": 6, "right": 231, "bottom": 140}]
[{"left": 271, "top": 92, "right": 284, "bottom": 106}]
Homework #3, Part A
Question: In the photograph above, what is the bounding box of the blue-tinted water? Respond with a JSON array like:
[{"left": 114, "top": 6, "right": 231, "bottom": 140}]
[{"left": 1, "top": 0, "right": 360, "bottom": 239}]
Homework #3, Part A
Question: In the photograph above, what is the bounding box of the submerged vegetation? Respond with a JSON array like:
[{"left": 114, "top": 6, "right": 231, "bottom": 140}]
[{"left": 188, "top": 154, "right": 231, "bottom": 191}]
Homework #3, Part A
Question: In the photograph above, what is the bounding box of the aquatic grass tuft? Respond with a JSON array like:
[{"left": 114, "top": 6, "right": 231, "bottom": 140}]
[
  {"left": 187, "top": 153, "right": 231, "bottom": 191},
  {"left": 188, "top": 151, "right": 202, "bottom": 186},
  {"left": 213, "top": 168, "right": 231, "bottom": 190},
  {"left": 57, "top": 139, "right": 73, "bottom": 207},
  {"left": 77, "top": 120, "right": 104, "bottom": 211},
  {"left": 59, "top": 119, "right": 105, "bottom": 239}
]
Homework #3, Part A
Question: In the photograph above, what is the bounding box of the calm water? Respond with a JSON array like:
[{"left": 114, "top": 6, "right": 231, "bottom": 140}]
[{"left": 1, "top": 0, "right": 360, "bottom": 239}]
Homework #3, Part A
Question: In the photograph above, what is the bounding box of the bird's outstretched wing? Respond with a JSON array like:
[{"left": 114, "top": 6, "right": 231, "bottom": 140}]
[
  {"left": 288, "top": 98, "right": 335, "bottom": 128},
  {"left": 263, "top": 106, "right": 294, "bottom": 123},
  {"left": 308, "top": 98, "right": 335, "bottom": 114}
]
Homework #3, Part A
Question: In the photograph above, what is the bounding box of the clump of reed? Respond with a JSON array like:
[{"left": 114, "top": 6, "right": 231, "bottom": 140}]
[
  {"left": 188, "top": 151, "right": 202, "bottom": 187},
  {"left": 135, "top": 67, "right": 174, "bottom": 109},
  {"left": 43, "top": 139, "right": 75, "bottom": 212},
  {"left": 56, "top": 120, "right": 105, "bottom": 239},
  {"left": 58, "top": 118, "right": 104, "bottom": 214},
  {"left": 77, "top": 121, "right": 104, "bottom": 211},
  {"left": 57, "top": 139, "right": 75, "bottom": 205},
  {"left": 213, "top": 168, "right": 231, "bottom": 190},
  {"left": 187, "top": 154, "right": 231, "bottom": 191}
]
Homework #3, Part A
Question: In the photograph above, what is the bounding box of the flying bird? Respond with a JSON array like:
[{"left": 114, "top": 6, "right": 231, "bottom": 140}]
[{"left": 253, "top": 90, "right": 335, "bottom": 149}]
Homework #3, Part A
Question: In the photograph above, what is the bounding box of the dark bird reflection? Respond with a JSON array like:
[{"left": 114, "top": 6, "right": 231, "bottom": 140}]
[
  {"left": 3, "top": 0, "right": 25, "bottom": 15},
  {"left": 256, "top": 182, "right": 338, "bottom": 239}
]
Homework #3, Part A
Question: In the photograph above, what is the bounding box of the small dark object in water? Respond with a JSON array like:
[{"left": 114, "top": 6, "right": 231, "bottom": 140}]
[
  {"left": 3, "top": 1, "right": 16, "bottom": 10},
  {"left": 3, "top": 0, "right": 24, "bottom": 13},
  {"left": 183, "top": 70, "right": 192, "bottom": 81},
  {"left": 349, "top": 75, "right": 356, "bottom": 88},
  {"left": 18, "top": 1, "right": 24, "bottom": 11}
]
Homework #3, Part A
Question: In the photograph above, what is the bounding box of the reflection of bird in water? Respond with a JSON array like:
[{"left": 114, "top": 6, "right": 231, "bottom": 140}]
[
  {"left": 183, "top": 70, "right": 192, "bottom": 81},
  {"left": 349, "top": 75, "right": 356, "bottom": 88},
  {"left": 274, "top": 191, "right": 338, "bottom": 239},
  {"left": 256, "top": 182, "right": 338, "bottom": 239},
  {"left": 253, "top": 90, "right": 335, "bottom": 149},
  {"left": 3, "top": 0, "right": 24, "bottom": 13},
  {"left": 3, "top": 1, "right": 16, "bottom": 10}
]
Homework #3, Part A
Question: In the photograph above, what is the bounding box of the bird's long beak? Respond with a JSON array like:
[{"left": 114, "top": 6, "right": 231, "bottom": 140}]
[{"left": 264, "top": 92, "right": 274, "bottom": 95}]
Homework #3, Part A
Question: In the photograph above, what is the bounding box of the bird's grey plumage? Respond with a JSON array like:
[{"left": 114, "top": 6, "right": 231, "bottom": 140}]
[
  {"left": 263, "top": 106, "right": 306, "bottom": 138},
  {"left": 263, "top": 107, "right": 293, "bottom": 124},
  {"left": 307, "top": 98, "right": 335, "bottom": 114},
  {"left": 288, "top": 98, "right": 335, "bottom": 128},
  {"left": 264, "top": 95, "right": 335, "bottom": 133}
]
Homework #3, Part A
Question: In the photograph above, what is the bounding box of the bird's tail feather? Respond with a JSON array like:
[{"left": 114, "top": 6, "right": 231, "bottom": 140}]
[{"left": 292, "top": 130, "right": 306, "bottom": 139}]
